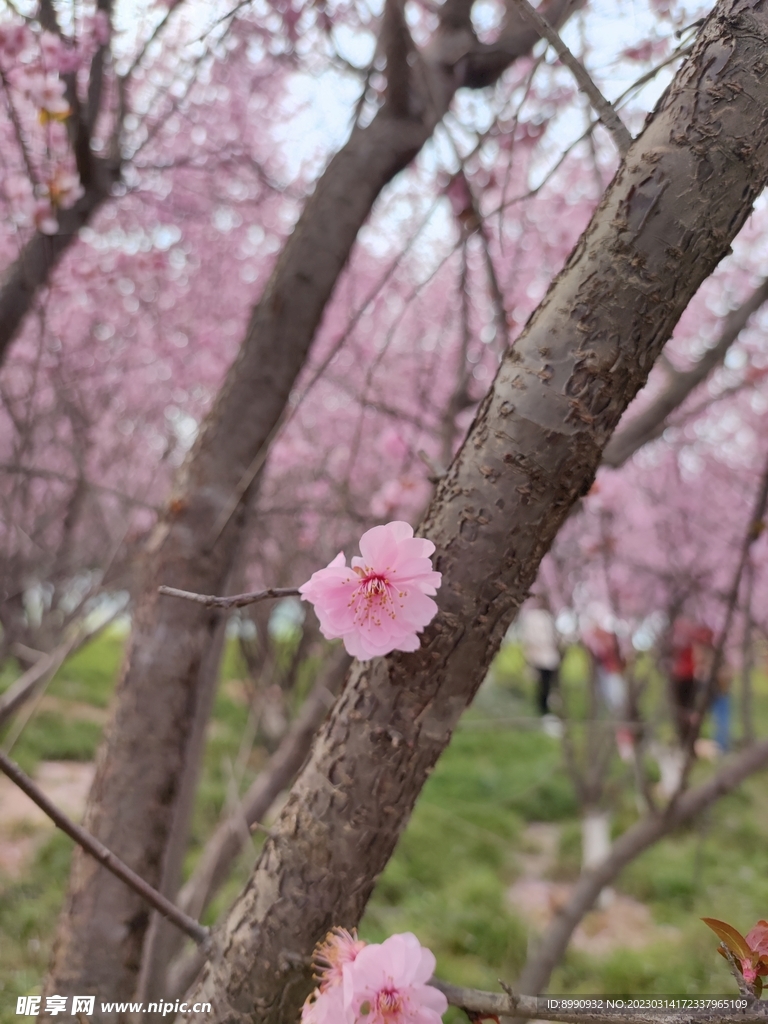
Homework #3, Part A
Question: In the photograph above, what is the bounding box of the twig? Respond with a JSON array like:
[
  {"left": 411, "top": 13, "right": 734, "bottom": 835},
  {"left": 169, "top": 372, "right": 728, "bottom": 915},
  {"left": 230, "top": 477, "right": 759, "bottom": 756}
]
[
  {"left": 158, "top": 584, "right": 301, "bottom": 609},
  {"left": 0, "top": 749, "right": 209, "bottom": 946},
  {"left": 417, "top": 449, "right": 447, "bottom": 483},
  {"left": 721, "top": 944, "right": 759, "bottom": 1003},
  {"left": 512, "top": 0, "right": 632, "bottom": 156}
]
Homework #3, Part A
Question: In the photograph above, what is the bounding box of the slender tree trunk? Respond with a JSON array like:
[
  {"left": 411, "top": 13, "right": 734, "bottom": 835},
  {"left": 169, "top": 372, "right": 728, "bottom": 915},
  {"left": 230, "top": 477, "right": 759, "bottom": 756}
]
[
  {"left": 740, "top": 558, "right": 755, "bottom": 744},
  {"left": 514, "top": 737, "right": 768, "bottom": 998},
  {"left": 45, "top": 1, "right": 578, "bottom": 1006},
  {"left": 176, "top": 6, "right": 768, "bottom": 1019},
  {"left": 135, "top": 610, "right": 231, "bottom": 1006},
  {"left": 163, "top": 649, "right": 352, "bottom": 1001}
]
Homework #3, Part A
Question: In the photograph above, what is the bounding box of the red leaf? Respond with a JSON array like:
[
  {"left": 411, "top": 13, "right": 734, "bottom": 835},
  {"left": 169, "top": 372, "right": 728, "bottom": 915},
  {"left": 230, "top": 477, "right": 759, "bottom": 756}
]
[{"left": 702, "top": 918, "right": 753, "bottom": 961}]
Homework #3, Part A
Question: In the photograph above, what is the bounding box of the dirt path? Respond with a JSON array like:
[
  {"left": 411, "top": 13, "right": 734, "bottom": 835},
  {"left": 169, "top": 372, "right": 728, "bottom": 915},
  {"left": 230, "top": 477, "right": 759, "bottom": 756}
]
[{"left": 508, "top": 822, "right": 680, "bottom": 955}]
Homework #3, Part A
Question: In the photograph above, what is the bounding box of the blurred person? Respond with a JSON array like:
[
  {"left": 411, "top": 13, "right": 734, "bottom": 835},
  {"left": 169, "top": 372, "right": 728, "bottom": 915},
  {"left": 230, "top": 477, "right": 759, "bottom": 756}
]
[
  {"left": 521, "top": 597, "right": 561, "bottom": 716},
  {"left": 584, "top": 625, "right": 627, "bottom": 713},
  {"left": 584, "top": 624, "right": 633, "bottom": 761},
  {"left": 692, "top": 627, "right": 732, "bottom": 753}
]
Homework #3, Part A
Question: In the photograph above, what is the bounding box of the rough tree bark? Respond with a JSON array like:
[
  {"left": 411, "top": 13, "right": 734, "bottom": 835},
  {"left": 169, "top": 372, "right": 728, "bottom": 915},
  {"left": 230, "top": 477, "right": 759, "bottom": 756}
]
[
  {"left": 175, "top": 4, "right": 768, "bottom": 1020},
  {"left": 44, "top": 0, "right": 576, "bottom": 1009},
  {"left": 514, "top": 736, "right": 768, "bottom": 998},
  {"left": 603, "top": 275, "right": 768, "bottom": 467}
]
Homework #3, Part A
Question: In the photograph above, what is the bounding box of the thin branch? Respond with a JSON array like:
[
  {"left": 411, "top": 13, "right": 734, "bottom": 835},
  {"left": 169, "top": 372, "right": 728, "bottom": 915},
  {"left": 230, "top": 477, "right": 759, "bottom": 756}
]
[
  {"left": 512, "top": 0, "right": 632, "bottom": 155},
  {"left": 432, "top": 980, "right": 766, "bottom": 1023},
  {"left": 158, "top": 584, "right": 301, "bottom": 609},
  {"left": 0, "top": 632, "right": 82, "bottom": 730},
  {"left": 604, "top": 275, "right": 768, "bottom": 467},
  {"left": 0, "top": 462, "right": 160, "bottom": 510},
  {"left": 0, "top": 749, "right": 209, "bottom": 946}
]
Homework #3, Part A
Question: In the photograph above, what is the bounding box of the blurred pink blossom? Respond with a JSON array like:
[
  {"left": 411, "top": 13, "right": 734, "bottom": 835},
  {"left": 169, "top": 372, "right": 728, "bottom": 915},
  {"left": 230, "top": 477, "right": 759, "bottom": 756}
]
[
  {"left": 33, "top": 200, "right": 59, "bottom": 235},
  {"left": 370, "top": 475, "right": 430, "bottom": 519},
  {"left": 343, "top": 932, "right": 447, "bottom": 1024},
  {"left": 0, "top": 23, "right": 31, "bottom": 60},
  {"left": 49, "top": 168, "right": 84, "bottom": 208},
  {"left": 299, "top": 521, "right": 441, "bottom": 660},
  {"left": 23, "top": 72, "right": 69, "bottom": 117},
  {"left": 92, "top": 11, "right": 111, "bottom": 46},
  {"left": 40, "top": 31, "right": 81, "bottom": 74}
]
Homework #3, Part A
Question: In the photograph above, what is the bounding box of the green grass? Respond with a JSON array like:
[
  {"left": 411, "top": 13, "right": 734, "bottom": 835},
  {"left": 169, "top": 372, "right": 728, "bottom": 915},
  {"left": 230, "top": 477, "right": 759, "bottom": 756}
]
[{"left": 1, "top": 634, "right": 768, "bottom": 1023}]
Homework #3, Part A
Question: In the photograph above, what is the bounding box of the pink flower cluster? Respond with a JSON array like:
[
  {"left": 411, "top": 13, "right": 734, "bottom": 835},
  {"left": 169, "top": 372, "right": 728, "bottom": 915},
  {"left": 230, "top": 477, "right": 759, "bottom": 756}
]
[
  {"left": 299, "top": 521, "right": 441, "bottom": 660},
  {"left": 302, "top": 929, "right": 447, "bottom": 1024}
]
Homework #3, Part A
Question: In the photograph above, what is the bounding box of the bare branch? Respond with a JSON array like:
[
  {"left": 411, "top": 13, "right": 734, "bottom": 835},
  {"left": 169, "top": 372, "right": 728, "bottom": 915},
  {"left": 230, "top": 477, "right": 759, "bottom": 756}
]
[
  {"left": 432, "top": 980, "right": 766, "bottom": 1023},
  {"left": 0, "top": 749, "right": 209, "bottom": 946},
  {"left": 512, "top": 0, "right": 632, "bottom": 155},
  {"left": 604, "top": 276, "right": 768, "bottom": 467},
  {"left": 158, "top": 584, "right": 301, "bottom": 609}
]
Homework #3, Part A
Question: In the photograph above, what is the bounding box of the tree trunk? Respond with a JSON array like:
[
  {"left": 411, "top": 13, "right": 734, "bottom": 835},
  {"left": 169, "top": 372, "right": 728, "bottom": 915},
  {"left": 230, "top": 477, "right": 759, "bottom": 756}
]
[
  {"left": 177, "top": 6, "right": 768, "bottom": 1019},
  {"left": 514, "top": 737, "right": 768, "bottom": 998},
  {"left": 44, "top": 1, "right": 576, "bottom": 1010}
]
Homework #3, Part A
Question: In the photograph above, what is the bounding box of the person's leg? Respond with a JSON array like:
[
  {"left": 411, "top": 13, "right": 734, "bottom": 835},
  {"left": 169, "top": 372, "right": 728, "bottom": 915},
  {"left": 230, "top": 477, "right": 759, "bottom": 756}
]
[
  {"left": 712, "top": 693, "right": 730, "bottom": 752},
  {"left": 537, "top": 668, "right": 552, "bottom": 714}
]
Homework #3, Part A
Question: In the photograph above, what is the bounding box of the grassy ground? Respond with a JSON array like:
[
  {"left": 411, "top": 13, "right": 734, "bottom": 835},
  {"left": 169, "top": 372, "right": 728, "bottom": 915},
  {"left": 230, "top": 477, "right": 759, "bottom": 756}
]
[{"left": 1, "top": 632, "right": 767, "bottom": 1021}]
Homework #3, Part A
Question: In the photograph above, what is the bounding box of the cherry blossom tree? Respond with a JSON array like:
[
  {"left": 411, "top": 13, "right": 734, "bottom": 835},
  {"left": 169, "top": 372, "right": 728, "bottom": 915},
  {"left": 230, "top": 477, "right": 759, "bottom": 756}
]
[{"left": 2, "top": 0, "right": 768, "bottom": 1018}]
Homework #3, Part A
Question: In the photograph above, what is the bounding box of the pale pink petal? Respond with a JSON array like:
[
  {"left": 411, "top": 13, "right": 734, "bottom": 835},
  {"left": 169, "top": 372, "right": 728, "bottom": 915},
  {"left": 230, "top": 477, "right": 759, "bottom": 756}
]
[
  {"left": 358, "top": 521, "right": 412, "bottom": 567},
  {"left": 300, "top": 523, "right": 441, "bottom": 661},
  {"left": 343, "top": 932, "right": 446, "bottom": 1023}
]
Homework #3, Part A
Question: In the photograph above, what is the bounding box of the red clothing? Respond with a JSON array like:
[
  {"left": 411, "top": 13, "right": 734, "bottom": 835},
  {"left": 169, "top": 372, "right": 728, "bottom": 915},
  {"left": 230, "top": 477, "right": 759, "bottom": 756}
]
[
  {"left": 585, "top": 627, "right": 623, "bottom": 673},
  {"left": 672, "top": 644, "right": 695, "bottom": 681}
]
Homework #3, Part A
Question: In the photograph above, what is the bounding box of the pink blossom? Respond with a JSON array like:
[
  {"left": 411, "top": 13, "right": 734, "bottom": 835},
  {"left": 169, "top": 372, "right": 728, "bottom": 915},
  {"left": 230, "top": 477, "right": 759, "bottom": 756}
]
[
  {"left": 0, "top": 23, "right": 31, "bottom": 60},
  {"left": 343, "top": 933, "right": 447, "bottom": 1024},
  {"left": 299, "top": 521, "right": 441, "bottom": 660},
  {"left": 301, "top": 982, "right": 347, "bottom": 1024},
  {"left": 23, "top": 72, "right": 70, "bottom": 117},
  {"left": 314, "top": 927, "right": 366, "bottom": 991}
]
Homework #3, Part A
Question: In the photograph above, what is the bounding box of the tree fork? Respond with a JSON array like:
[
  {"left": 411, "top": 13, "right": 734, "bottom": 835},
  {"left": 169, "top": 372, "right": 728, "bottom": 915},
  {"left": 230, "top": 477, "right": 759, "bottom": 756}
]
[{"left": 178, "top": 3, "right": 768, "bottom": 1020}]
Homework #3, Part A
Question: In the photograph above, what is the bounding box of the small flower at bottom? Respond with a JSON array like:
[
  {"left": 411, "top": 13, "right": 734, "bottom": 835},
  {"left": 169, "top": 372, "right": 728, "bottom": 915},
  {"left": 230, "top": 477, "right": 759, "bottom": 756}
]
[
  {"left": 302, "top": 981, "right": 347, "bottom": 1024},
  {"left": 299, "top": 521, "right": 441, "bottom": 660},
  {"left": 343, "top": 932, "right": 447, "bottom": 1024}
]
